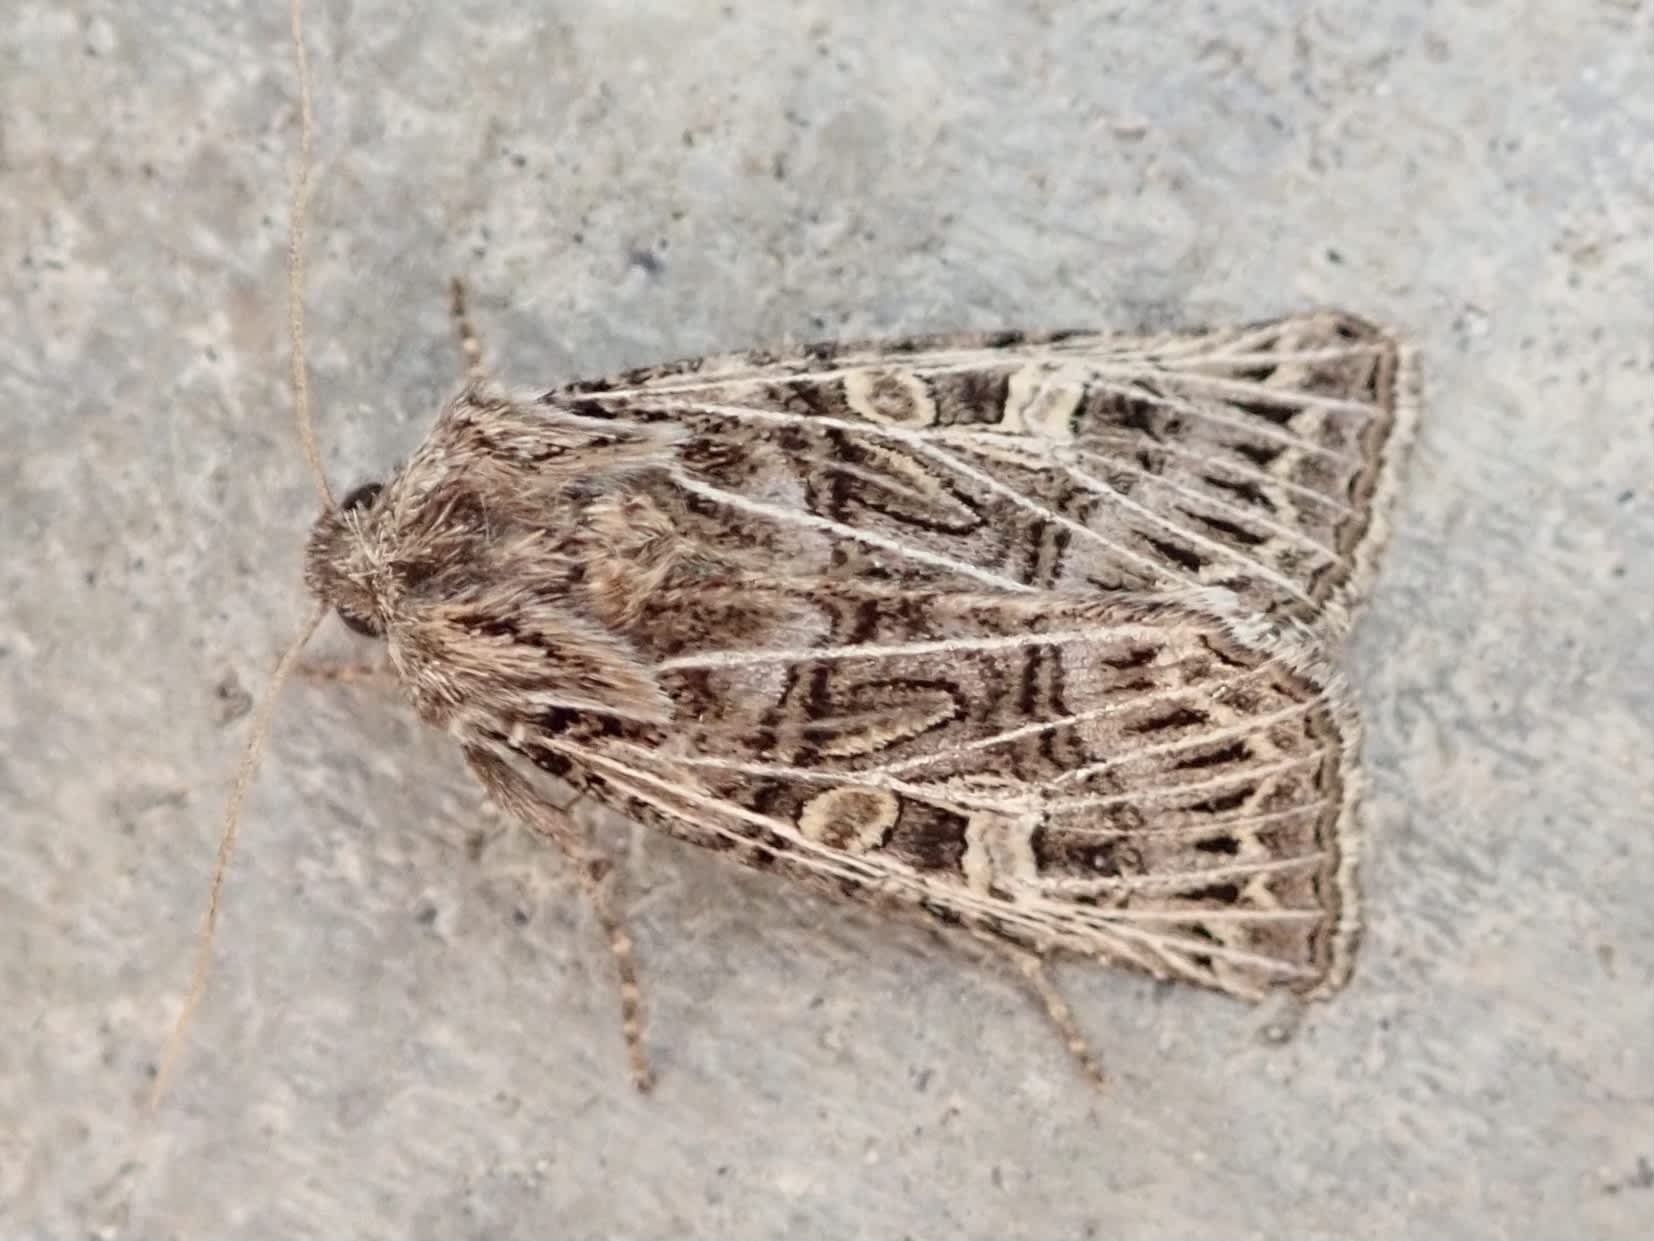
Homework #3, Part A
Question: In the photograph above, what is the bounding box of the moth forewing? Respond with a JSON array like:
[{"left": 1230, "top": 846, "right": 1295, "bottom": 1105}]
[
  {"left": 500, "top": 588, "right": 1363, "bottom": 1003},
  {"left": 550, "top": 312, "right": 1417, "bottom": 638}
]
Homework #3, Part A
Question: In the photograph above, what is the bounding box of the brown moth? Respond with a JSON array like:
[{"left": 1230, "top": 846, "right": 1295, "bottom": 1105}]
[
  {"left": 161, "top": 0, "right": 1416, "bottom": 1098},
  {"left": 298, "top": 311, "right": 1416, "bottom": 1089}
]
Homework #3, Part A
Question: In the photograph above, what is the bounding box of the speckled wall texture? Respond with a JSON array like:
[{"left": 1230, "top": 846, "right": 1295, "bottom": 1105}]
[{"left": 3, "top": 1, "right": 1650, "bottom": 1237}]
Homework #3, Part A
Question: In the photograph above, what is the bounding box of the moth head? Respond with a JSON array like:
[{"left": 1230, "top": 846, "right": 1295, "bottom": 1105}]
[{"left": 304, "top": 479, "right": 388, "bottom": 637}]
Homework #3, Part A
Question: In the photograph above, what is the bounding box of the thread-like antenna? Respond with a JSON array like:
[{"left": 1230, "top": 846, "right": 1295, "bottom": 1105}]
[
  {"left": 151, "top": 602, "right": 327, "bottom": 1108},
  {"left": 288, "top": 0, "right": 334, "bottom": 510}
]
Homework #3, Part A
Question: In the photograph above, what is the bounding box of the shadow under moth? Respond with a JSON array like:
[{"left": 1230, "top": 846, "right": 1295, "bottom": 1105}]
[{"left": 159, "top": 1, "right": 1417, "bottom": 1098}]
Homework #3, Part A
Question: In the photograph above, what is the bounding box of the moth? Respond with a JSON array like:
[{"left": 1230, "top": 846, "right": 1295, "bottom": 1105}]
[
  {"left": 294, "top": 304, "right": 1416, "bottom": 1089},
  {"left": 161, "top": 3, "right": 1416, "bottom": 1098}
]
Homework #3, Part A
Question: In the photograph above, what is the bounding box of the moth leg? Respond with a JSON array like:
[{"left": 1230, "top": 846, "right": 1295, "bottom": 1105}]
[
  {"left": 965, "top": 928, "right": 1107, "bottom": 1090},
  {"left": 297, "top": 657, "right": 394, "bottom": 688},
  {"left": 464, "top": 746, "right": 654, "bottom": 1092},
  {"left": 448, "top": 276, "right": 489, "bottom": 383}
]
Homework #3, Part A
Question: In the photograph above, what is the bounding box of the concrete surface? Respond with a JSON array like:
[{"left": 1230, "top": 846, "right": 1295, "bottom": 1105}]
[{"left": 4, "top": 0, "right": 1651, "bottom": 1236}]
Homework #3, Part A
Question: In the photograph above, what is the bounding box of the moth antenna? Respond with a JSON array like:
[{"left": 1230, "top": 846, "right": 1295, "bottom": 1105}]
[
  {"left": 288, "top": 0, "right": 334, "bottom": 510},
  {"left": 151, "top": 602, "right": 327, "bottom": 1110}
]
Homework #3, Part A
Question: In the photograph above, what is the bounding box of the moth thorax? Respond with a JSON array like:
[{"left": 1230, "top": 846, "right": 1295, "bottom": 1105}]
[{"left": 303, "top": 481, "right": 386, "bottom": 637}]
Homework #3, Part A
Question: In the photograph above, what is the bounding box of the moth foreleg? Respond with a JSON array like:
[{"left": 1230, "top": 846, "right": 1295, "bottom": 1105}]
[
  {"left": 447, "top": 276, "right": 489, "bottom": 384},
  {"left": 965, "top": 927, "right": 1108, "bottom": 1091},
  {"left": 297, "top": 657, "right": 395, "bottom": 688},
  {"left": 464, "top": 746, "right": 654, "bottom": 1092}
]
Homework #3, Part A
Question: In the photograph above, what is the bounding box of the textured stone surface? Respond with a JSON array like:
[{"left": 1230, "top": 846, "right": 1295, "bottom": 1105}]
[{"left": 4, "top": 1, "right": 1650, "bottom": 1236}]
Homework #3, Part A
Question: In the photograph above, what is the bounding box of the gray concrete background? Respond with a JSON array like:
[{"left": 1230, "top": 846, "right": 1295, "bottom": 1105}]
[{"left": 4, "top": 0, "right": 1651, "bottom": 1236}]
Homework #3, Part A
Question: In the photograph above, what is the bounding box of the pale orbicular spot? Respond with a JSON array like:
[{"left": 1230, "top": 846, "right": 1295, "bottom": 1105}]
[
  {"left": 843, "top": 368, "right": 939, "bottom": 426},
  {"left": 798, "top": 786, "right": 901, "bottom": 852},
  {"left": 1000, "top": 364, "right": 1084, "bottom": 440}
]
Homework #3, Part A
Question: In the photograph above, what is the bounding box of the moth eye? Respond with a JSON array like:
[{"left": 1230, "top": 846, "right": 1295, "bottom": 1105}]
[
  {"left": 337, "top": 607, "right": 383, "bottom": 639},
  {"left": 342, "top": 481, "right": 384, "bottom": 513},
  {"left": 335, "top": 482, "right": 385, "bottom": 637}
]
